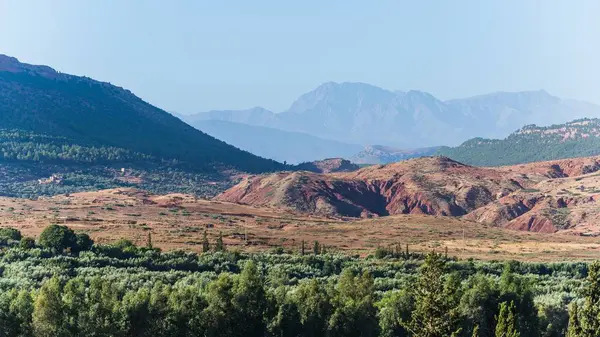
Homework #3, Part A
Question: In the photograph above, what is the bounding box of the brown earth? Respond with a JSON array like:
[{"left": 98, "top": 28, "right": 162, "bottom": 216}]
[
  {"left": 216, "top": 156, "right": 600, "bottom": 233},
  {"left": 3, "top": 187, "right": 600, "bottom": 261}
]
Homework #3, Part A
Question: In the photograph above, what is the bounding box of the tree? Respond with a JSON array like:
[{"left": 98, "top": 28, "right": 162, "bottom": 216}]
[
  {"left": 38, "top": 224, "right": 77, "bottom": 252},
  {"left": 301, "top": 240, "right": 306, "bottom": 256},
  {"left": 402, "top": 252, "right": 462, "bottom": 337},
  {"left": 32, "top": 277, "right": 68, "bottom": 337},
  {"left": 19, "top": 236, "right": 36, "bottom": 249},
  {"left": 377, "top": 289, "right": 414, "bottom": 337},
  {"left": 215, "top": 232, "right": 225, "bottom": 252},
  {"left": 202, "top": 231, "right": 210, "bottom": 253},
  {"left": 295, "top": 279, "right": 333, "bottom": 337},
  {"left": 571, "top": 262, "right": 600, "bottom": 337},
  {"left": 0, "top": 227, "right": 22, "bottom": 241},
  {"left": 74, "top": 233, "right": 93, "bottom": 252},
  {"left": 473, "top": 325, "right": 480, "bottom": 337},
  {"left": 328, "top": 270, "right": 378, "bottom": 337},
  {"left": 495, "top": 301, "right": 520, "bottom": 337},
  {"left": 567, "top": 301, "right": 582, "bottom": 337},
  {"left": 499, "top": 263, "right": 539, "bottom": 337},
  {"left": 202, "top": 274, "right": 237, "bottom": 337},
  {"left": 233, "top": 261, "right": 267, "bottom": 336},
  {"left": 313, "top": 241, "right": 321, "bottom": 255},
  {"left": 459, "top": 274, "right": 500, "bottom": 337}
]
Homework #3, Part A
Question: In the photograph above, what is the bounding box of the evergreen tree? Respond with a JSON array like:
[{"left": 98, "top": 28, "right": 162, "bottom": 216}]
[
  {"left": 202, "top": 230, "right": 210, "bottom": 253},
  {"left": 573, "top": 262, "right": 600, "bottom": 337},
  {"left": 313, "top": 241, "right": 321, "bottom": 255},
  {"left": 567, "top": 301, "right": 582, "bottom": 337},
  {"left": 495, "top": 301, "right": 520, "bottom": 337},
  {"left": 146, "top": 232, "right": 153, "bottom": 249},
  {"left": 215, "top": 232, "right": 225, "bottom": 252},
  {"left": 402, "top": 252, "right": 462, "bottom": 337}
]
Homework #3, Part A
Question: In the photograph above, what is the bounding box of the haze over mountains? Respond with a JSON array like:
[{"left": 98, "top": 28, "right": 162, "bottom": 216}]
[{"left": 184, "top": 82, "right": 600, "bottom": 164}]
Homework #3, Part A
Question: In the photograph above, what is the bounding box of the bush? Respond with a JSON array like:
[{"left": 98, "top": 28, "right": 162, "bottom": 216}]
[
  {"left": 0, "top": 227, "right": 22, "bottom": 241},
  {"left": 19, "top": 236, "right": 36, "bottom": 249},
  {"left": 75, "top": 233, "right": 94, "bottom": 252}
]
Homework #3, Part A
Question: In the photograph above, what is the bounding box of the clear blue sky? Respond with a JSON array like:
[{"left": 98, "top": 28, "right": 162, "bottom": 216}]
[{"left": 1, "top": 1, "right": 598, "bottom": 113}]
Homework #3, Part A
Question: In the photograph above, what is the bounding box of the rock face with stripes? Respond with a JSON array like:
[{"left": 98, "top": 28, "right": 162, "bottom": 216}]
[{"left": 217, "top": 155, "right": 600, "bottom": 234}]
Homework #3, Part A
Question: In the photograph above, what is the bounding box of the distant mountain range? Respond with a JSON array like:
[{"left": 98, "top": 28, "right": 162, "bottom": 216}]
[
  {"left": 187, "top": 82, "right": 600, "bottom": 151},
  {"left": 350, "top": 145, "right": 440, "bottom": 165},
  {"left": 183, "top": 119, "right": 362, "bottom": 164},
  {"left": 437, "top": 118, "right": 600, "bottom": 166}
]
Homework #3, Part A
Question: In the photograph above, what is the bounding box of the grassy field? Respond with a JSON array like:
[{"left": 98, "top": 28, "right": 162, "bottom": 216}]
[{"left": 1, "top": 188, "right": 600, "bottom": 261}]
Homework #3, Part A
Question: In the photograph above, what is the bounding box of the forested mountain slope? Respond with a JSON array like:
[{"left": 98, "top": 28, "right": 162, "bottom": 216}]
[
  {"left": 437, "top": 119, "right": 600, "bottom": 166},
  {"left": 0, "top": 54, "right": 284, "bottom": 173}
]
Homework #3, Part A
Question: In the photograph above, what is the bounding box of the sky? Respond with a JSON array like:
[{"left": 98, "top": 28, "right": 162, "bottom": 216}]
[{"left": 0, "top": 1, "right": 599, "bottom": 114}]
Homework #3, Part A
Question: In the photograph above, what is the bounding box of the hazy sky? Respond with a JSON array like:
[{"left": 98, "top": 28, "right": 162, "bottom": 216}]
[{"left": 1, "top": 1, "right": 598, "bottom": 113}]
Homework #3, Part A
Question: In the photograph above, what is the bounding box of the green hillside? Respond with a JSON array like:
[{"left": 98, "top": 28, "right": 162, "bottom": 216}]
[
  {"left": 0, "top": 56, "right": 285, "bottom": 173},
  {"left": 437, "top": 119, "right": 600, "bottom": 166}
]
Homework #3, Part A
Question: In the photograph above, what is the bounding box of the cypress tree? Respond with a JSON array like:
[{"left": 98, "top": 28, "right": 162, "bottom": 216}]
[
  {"left": 202, "top": 231, "right": 210, "bottom": 253},
  {"left": 567, "top": 301, "right": 582, "bottom": 337},
  {"left": 495, "top": 301, "right": 520, "bottom": 337},
  {"left": 215, "top": 232, "right": 225, "bottom": 252}
]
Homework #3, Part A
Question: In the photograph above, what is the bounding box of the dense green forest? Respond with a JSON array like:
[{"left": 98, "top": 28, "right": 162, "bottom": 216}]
[
  {"left": 0, "top": 69, "right": 286, "bottom": 174},
  {"left": 437, "top": 119, "right": 600, "bottom": 166},
  {"left": 0, "top": 224, "right": 597, "bottom": 337}
]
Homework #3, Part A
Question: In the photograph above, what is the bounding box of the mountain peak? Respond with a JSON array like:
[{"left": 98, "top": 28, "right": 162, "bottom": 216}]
[{"left": 0, "top": 54, "right": 58, "bottom": 78}]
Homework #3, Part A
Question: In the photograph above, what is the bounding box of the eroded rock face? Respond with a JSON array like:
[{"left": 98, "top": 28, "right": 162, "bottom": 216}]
[
  {"left": 217, "top": 155, "right": 600, "bottom": 233},
  {"left": 217, "top": 156, "right": 538, "bottom": 218}
]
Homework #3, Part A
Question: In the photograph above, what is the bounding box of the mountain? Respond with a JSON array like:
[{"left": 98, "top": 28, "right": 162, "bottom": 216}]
[
  {"left": 437, "top": 118, "right": 600, "bottom": 166},
  {"left": 0, "top": 54, "right": 284, "bottom": 173},
  {"left": 464, "top": 156, "right": 600, "bottom": 233},
  {"left": 186, "top": 119, "right": 362, "bottom": 164},
  {"left": 0, "top": 55, "right": 286, "bottom": 197},
  {"left": 294, "top": 158, "right": 359, "bottom": 173},
  {"left": 350, "top": 145, "right": 440, "bottom": 164},
  {"left": 187, "top": 106, "right": 278, "bottom": 126},
  {"left": 216, "top": 155, "right": 600, "bottom": 233},
  {"left": 191, "top": 82, "right": 600, "bottom": 148}
]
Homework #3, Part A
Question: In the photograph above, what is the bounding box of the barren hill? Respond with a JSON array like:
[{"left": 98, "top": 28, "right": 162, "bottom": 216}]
[
  {"left": 216, "top": 156, "right": 600, "bottom": 232},
  {"left": 466, "top": 162, "right": 600, "bottom": 234}
]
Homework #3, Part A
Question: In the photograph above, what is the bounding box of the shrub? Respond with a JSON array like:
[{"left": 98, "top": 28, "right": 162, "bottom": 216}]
[
  {"left": 38, "top": 224, "right": 77, "bottom": 252},
  {"left": 0, "top": 227, "right": 22, "bottom": 241}
]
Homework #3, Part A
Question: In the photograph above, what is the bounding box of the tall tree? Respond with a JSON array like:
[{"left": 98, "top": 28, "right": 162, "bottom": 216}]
[
  {"left": 202, "top": 231, "right": 210, "bottom": 253},
  {"left": 567, "top": 301, "right": 582, "bottom": 337},
  {"left": 572, "top": 262, "right": 600, "bottom": 337},
  {"left": 495, "top": 301, "right": 520, "bottom": 337},
  {"left": 215, "top": 232, "right": 225, "bottom": 252},
  {"left": 402, "top": 252, "right": 463, "bottom": 337}
]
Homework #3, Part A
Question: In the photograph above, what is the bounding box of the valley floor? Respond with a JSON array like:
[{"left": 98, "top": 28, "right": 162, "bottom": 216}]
[{"left": 2, "top": 188, "right": 600, "bottom": 261}]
